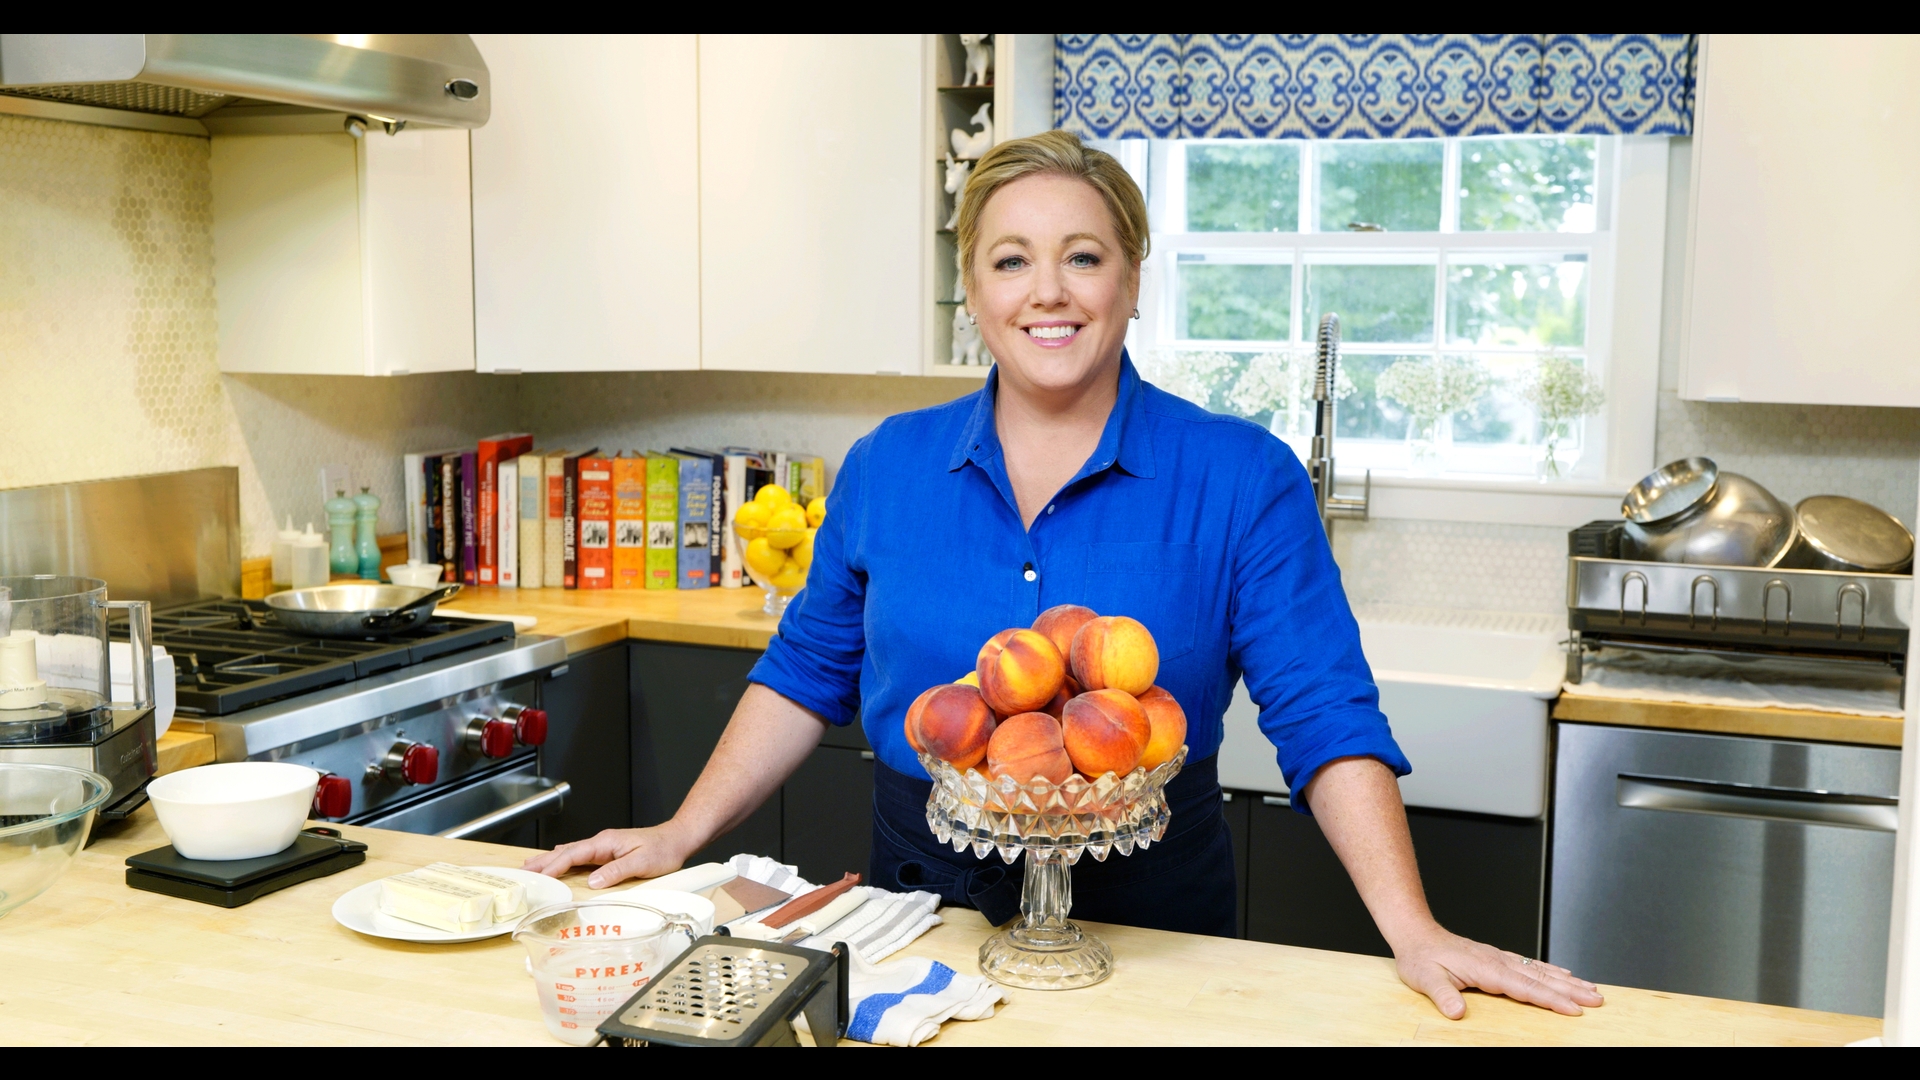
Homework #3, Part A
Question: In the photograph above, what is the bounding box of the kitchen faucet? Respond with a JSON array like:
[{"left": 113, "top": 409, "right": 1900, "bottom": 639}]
[{"left": 1307, "top": 312, "right": 1370, "bottom": 535}]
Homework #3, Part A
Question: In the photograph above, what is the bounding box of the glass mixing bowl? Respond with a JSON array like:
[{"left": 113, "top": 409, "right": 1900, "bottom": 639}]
[{"left": 0, "top": 762, "right": 112, "bottom": 919}]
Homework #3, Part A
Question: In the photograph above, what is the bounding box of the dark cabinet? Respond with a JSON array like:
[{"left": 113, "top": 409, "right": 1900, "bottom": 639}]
[
  {"left": 784, "top": 744, "right": 876, "bottom": 882},
  {"left": 1236, "top": 792, "right": 1544, "bottom": 958},
  {"left": 537, "top": 643, "right": 632, "bottom": 847}
]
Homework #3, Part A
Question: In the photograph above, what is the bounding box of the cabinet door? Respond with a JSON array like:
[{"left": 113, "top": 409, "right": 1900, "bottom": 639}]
[
  {"left": 698, "top": 35, "right": 924, "bottom": 374},
  {"left": 537, "top": 644, "right": 632, "bottom": 846},
  {"left": 1681, "top": 35, "right": 1920, "bottom": 406},
  {"left": 628, "top": 641, "right": 781, "bottom": 864},
  {"left": 783, "top": 745, "right": 875, "bottom": 882},
  {"left": 470, "top": 34, "right": 701, "bottom": 372},
  {"left": 1220, "top": 791, "right": 1251, "bottom": 939}
]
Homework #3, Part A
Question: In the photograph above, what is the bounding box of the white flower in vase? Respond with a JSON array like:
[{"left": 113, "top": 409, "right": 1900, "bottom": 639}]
[
  {"left": 1518, "top": 351, "right": 1605, "bottom": 480},
  {"left": 1375, "top": 357, "right": 1490, "bottom": 475}
]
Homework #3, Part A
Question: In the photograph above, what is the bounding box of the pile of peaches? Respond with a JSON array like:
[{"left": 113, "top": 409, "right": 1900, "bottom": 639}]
[{"left": 905, "top": 604, "right": 1186, "bottom": 785}]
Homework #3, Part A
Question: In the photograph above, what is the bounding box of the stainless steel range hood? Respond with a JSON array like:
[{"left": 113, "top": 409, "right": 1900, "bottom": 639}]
[{"left": 0, "top": 34, "right": 488, "bottom": 132}]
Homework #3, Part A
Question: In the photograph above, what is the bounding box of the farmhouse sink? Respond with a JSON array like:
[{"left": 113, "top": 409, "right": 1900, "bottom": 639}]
[{"left": 1216, "top": 611, "right": 1564, "bottom": 819}]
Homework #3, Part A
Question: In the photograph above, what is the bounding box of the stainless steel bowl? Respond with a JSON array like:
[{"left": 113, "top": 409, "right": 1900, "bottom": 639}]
[
  {"left": 263, "top": 582, "right": 460, "bottom": 638},
  {"left": 1619, "top": 458, "right": 1797, "bottom": 567},
  {"left": 1780, "top": 495, "right": 1915, "bottom": 573}
]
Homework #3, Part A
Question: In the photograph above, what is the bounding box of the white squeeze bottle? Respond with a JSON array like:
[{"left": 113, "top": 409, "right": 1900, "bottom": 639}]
[
  {"left": 290, "top": 523, "right": 331, "bottom": 589},
  {"left": 270, "top": 515, "right": 301, "bottom": 588}
]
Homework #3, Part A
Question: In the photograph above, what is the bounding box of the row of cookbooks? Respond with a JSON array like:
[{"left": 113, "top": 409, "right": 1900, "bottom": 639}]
[{"left": 402, "top": 436, "right": 826, "bottom": 590}]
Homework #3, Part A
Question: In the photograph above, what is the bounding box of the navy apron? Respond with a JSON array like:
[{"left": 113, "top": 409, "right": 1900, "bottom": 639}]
[{"left": 869, "top": 753, "right": 1238, "bottom": 937}]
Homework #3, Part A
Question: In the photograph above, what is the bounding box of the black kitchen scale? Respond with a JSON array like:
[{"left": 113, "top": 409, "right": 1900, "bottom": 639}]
[{"left": 125, "top": 826, "right": 367, "bottom": 908}]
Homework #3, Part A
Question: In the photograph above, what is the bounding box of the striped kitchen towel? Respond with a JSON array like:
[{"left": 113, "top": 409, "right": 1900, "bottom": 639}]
[
  {"left": 723, "top": 854, "right": 942, "bottom": 963},
  {"left": 794, "top": 953, "right": 1005, "bottom": 1047}
]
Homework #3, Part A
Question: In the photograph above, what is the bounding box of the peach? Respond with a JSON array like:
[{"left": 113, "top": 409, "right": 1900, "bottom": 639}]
[
  {"left": 1041, "top": 674, "right": 1083, "bottom": 720},
  {"left": 1136, "top": 686, "right": 1187, "bottom": 771},
  {"left": 986, "top": 712, "right": 1073, "bottom": 785},
  {"left": 977, "top": 627, "right": 1067, "bottom": 716},
  {"left": 1070, "top": 615, "right": 1159, "bottom": 696},
  {"left": 1032, "top": 604, "right": 1099, "bottom": 661},
  {"left": 1061, "top": 689, "right": 1149, "bottom": 778},
  {"left": 906, "top": 683, "right": 996, "bottom": 769}
]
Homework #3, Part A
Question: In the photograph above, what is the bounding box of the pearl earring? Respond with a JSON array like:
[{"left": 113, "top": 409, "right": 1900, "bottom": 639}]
[{"left": 967, "top": 312, "right": 977, "bottom": 325}]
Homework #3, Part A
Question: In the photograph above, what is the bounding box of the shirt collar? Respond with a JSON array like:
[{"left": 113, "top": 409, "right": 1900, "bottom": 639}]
[{"left": 947, "top": 351, "right": 1157, "bottom": 481}]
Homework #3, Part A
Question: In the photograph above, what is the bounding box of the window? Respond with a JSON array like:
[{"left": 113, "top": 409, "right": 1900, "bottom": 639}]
[{"left": 1115, "top": 136, "right": 1618, "bottom": 482}]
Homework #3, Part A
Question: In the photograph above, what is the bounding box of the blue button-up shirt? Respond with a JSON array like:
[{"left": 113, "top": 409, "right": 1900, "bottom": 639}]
[{"left": 749, "top": 354, "right": 1408, "bottom": 810}]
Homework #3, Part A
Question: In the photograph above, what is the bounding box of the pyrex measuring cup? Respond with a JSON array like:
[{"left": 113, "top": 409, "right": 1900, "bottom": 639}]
[{"left": 514, "top": 899, "right": 697, "bottom": 1045}]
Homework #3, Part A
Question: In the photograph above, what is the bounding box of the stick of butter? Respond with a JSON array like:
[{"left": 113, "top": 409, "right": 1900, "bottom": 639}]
[
  {"left": 414, "top": 863, "right": 528, "bottom": 923},
  {"left": 379, "top": 871, "right": 494, "bottom": 932}
]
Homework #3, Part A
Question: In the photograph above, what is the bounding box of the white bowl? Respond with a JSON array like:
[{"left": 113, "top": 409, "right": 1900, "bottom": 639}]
[
  {"left": 147, "top": 761, "right": 319, "bottom": 861},
  {"left": 386, "top": 561, "right": 444, "bottom": 588}
]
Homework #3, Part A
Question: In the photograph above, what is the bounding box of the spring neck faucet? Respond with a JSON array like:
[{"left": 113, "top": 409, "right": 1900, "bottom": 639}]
[{"left": 1307, "top": 313, "right": 1370, "bottom": 535}]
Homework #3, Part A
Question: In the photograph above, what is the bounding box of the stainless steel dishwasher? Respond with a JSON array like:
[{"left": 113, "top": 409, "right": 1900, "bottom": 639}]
[{"left": 1548, "top": 722, "right": 1898, "bottom": 1017}]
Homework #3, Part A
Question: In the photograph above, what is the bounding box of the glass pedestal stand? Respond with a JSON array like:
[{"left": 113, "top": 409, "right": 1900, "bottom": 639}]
[{"left": 920, "top": 745, "right": 1187, "bottom": 991}]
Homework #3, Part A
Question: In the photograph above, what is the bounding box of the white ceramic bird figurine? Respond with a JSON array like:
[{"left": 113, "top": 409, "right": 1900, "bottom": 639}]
[
  {"left": 960, "top": 34, "right": 993, "bottom": 87},
  {"left": 952, "top": 305, "right": 983, "bottom": 366},
  {"left": 943, "top": 153, "right": 970, "bottom": 230},
  {"left": 951, "top": 102, "right": 993, "bottom": 160}
]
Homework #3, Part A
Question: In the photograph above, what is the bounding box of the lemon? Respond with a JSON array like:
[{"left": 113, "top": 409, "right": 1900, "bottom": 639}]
[
  {"left": 754, "top": 483, "right": 792, "bottom": 506},
  {"left": 791, "top": 527, "right": 816, "bottom": 570},
  {"left": 764, "top": 504, "right": 809, "bottom": 549},
  {"left": 744, "top": 537, "right": 786, "bottom": 581},
  {"left": 806, "top": 496, "right": 826, "bottom": 528},
  {"left": 769, "top": 557, "right": 807, "bottom": 591},
  {"left": 955, "top": 671, "right": 980, "bottom": 687},
  {"left": 733, "top": 500, "right": 771, "bottom": 532}
]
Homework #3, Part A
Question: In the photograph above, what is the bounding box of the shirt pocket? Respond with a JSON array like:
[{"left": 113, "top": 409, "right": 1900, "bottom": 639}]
[{"left": 1080, "top": 542, "right": 1201, "bottom": 661}]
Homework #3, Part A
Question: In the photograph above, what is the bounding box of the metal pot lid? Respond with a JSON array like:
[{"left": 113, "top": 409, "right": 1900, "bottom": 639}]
[
  {"left": 1622, "top": 457, "right": 1719, "bottom": 525},
  {"left": 1795, "top": 496, "right": 1915, "bottom": 572}
]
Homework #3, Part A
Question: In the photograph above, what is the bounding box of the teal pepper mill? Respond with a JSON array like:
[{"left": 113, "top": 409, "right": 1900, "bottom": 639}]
[
  {"left": 325, "top": 488, "right": 357, "bottom": 577},
  {"left": 354, "top": 486, "right": 382, "bottom": 580}
]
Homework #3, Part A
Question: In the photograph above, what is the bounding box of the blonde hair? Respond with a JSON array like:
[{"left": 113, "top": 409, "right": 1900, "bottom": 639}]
[{"left": 956, "top": 130, "right": 1150, "bottom": 293}]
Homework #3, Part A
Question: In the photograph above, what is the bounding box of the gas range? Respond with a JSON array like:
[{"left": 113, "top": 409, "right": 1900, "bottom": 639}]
[{"left": 145, "top": 599, "right": 569, "bottom": 837}]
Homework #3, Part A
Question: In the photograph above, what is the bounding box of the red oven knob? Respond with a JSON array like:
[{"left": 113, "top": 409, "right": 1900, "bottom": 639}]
[
  {"left": 478, "top": 718, "right": 515, "bottom": 759},
  {"left": 515, "top": 708, "right": 549, "bottom": 747},
  {"left": 313, "top": 773, "right": 353, "bottom": 818},
  {"left": 400, "top": 743, "right": 439, "bottom": 785}
]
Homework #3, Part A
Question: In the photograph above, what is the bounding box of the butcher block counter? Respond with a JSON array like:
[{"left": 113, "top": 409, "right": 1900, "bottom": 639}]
[{"left": 0, "top": 808, "right": 1880, "bottom": 1046}]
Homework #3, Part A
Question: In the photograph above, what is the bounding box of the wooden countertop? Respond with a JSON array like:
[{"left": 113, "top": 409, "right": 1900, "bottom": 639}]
[
  {"left": 1555, "top": 689, "right": 1904, "bottom": 748},
  {"left": 443, "top": 585, "right": 781, "bottom": 655},
  {"left": 0, "top": 809, "right": 1881, "bottom": 1046}
]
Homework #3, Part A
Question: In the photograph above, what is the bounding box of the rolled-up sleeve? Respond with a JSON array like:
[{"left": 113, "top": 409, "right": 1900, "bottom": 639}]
[
  {"left": 747, "top": 438, "right": 871, "bottom": 727},
  {"left": 1229, "top": 439, "right": 1410, "bottom": 812}
]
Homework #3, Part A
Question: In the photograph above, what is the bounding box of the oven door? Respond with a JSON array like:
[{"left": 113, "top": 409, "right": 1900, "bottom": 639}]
[{"left": 355, "top": 759, "right": 569, "bottom": 847}]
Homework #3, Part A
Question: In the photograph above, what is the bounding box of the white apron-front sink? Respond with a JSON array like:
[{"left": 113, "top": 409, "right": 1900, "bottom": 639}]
[{"left": 1216, "top": 611, "right": 1564, "bottom": 819}]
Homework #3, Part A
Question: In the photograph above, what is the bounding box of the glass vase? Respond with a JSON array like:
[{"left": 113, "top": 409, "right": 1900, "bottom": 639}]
[{"left": 1407, "top": 414, "right": 1452, "bottom": 476}]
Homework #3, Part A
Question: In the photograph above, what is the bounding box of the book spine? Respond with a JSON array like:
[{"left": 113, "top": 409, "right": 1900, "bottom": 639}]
[
  {"left": 424, "top": 455, "right": 445, "bottom": 579},
  {"left": 771, "top": 451, "right": 789, "bottom": 495},
  {"left": 459, "top": 452, "right": 479, "bottom": 586},
  {"left": 612, "top": 455, "right": 647, "bottom": 590},
  {"left": 645, "top": 454, "right": 678, "bottom": 589},
  {"left": 544, "top": 453, "right": 566, "bottom": 587},
  {"left": 498, "top": 460, "right": 518, "bottom": 588},
  {"left": 439, "top": 456, "right": 459, "bottom": 583},
  {"left": 562, "top": 454, "right": 581, "bottom": 589},
  {"left": 518, "top": 454, "right": 545, "bottom": 590},
  {"left": 720, "top": 455, "right": 746, "bottom": 588},
  {"left": 477, "top": 444, "right": 498, "bottom": 585},
  {"left": 577, "top": 457, "right": 614, "bottom": 590},
  {"left": 403, "top": 452, "right": 427, "bottom": 564},
  {"left": 677, "top": 455, "right": 712, "bottom": 590},
  {"left": 706, "top": 458, "right": 724, "bottom": 586}
]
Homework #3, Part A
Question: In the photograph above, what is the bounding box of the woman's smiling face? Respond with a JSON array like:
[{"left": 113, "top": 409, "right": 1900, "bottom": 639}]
[{"left": 968, "top": 172, "right": 1141, "bottom": 398}]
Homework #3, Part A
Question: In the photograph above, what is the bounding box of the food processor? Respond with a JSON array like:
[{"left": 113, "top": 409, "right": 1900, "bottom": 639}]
[{"left": 0, "top": 576, "right": 156, "bottom": 822}]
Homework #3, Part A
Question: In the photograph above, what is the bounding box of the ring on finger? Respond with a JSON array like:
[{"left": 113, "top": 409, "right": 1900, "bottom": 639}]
[{"left": 1520, "top": 957, "right": 1534, "bottom": 966}]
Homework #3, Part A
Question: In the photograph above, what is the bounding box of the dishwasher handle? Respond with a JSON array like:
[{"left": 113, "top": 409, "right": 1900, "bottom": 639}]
[
  {"left": 437, "top": 778, "right": 570, "bottom": 840},
  {"left": 1617, "top": 773, "right": 1897, "bottom": 833}
]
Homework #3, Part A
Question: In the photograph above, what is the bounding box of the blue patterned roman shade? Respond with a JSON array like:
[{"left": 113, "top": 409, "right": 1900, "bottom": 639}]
[{"left": 1055, "top": 35, "right": 1696, "bottom": 140}]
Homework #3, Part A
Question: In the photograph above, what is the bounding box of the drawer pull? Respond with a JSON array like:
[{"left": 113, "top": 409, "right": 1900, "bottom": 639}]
[
  {"left": 1261, "top": 795, "right": 1290, "bottom": 807},
  {"left": 859, "top": 751, "right": 875, "bottom": 761},
  {"left": 1617, "top": 773, "right": 1895, "bottom": 832}
]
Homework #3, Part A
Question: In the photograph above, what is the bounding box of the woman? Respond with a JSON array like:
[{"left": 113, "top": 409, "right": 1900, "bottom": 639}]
[{"left": 525, "top": 131, "right": 1602, "bottom": 1020}]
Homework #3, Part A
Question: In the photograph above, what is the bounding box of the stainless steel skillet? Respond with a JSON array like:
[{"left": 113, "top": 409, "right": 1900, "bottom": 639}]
[{"left": 264, "top": 583, "right": 462, "bottom": 638}]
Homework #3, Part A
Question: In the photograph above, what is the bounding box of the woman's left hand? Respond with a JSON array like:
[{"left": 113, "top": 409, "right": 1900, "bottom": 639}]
[{"left": 1393, "top": 925, "right": 1605, "bottom": 1019}]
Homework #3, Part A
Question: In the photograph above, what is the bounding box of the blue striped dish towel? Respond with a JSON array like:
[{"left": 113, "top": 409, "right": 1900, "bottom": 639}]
[{"left": 796, "top": 953, "right": 1005, "bottom": 1047}]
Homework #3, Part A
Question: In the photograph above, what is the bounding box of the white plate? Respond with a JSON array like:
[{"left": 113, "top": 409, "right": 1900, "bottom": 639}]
[{"left": 332, "top": 867, "right": 573, "bottom": 943}]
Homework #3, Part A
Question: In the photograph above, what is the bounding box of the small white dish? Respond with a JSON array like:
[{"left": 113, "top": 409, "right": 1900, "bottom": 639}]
[
  {"left": 385, "top": 561, "right": 444, "bottom": 588},
  {"left": 332, "top": 866, "right": 573, "bottom": 943},
  {"left": 605, "top": 886, "right": 717, "bottom": 936}
]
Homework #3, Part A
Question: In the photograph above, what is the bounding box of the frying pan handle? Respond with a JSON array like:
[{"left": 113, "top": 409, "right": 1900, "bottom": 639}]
[{"left": 363, "top": 583, "right": 462, "bottom": 629}]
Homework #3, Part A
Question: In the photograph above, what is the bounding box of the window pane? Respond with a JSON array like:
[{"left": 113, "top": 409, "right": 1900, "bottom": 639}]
[
  {"left": 1305, "top": 263, "right": 1435, "bottom": 343},
  {"left": 1334, "top": 354, "right": 1422, "bottom": 441},
  {"left": 1458, "top": 137, "right": 1597, "bottom": 233},
  {"left": 1446, "top": 260, "right": 1587, "bottom": 348},
  {"left": 1449, "top": 353, "right": 1531, "bottom": 444},
  {"left": 1186, "top": 143, "right": 1301, "bottom": 232},
  {"left": 1176, "top": 261, "right": 1292, "bottom": 341},
  {"left": 1316, "top": 141, "right": 1443, "bottom": 232}
]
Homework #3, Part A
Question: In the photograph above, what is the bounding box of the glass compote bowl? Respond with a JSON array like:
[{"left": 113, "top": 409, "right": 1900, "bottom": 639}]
[
  {"left": 919, "top": 744, "right": 1188, "bottom": 990},
  {"left": 733, "top": 524, "right": 805, "bottom": 617}
]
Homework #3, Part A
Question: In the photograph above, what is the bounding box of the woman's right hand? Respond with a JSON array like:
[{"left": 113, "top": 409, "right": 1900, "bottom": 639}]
[{"left": 520, "top": 823, "right": 697, "bottom": 889}]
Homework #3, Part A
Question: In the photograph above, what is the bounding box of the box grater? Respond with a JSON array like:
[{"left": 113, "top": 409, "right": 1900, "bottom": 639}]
[{"left": 597, "top": 935, "right": 848, "bottom": 1047}]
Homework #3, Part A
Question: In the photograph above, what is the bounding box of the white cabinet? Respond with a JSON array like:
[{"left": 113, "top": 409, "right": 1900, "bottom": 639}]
[
  {"left": 1680, "top": 34, "right": 1920, "bottom": 407},
  {"left": 209, "top": 129, "right": 474, "bottom": 375},
  {"left": 469, "top": 34, "right": 700, "bottom": 372},
  {"left": 697, "top": 35, "right": 925, "bottom": 375}
]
